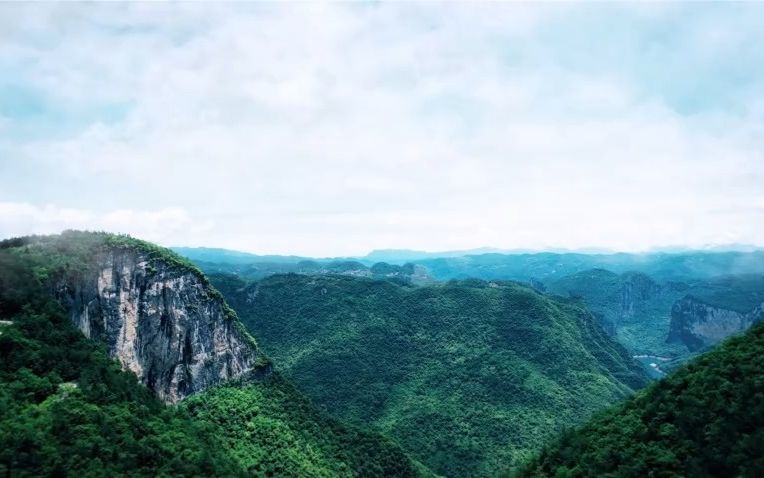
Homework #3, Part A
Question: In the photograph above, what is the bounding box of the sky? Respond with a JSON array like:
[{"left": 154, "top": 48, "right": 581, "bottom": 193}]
[{"left": 1, "top": 2, "right": 763, "bottom": 257}]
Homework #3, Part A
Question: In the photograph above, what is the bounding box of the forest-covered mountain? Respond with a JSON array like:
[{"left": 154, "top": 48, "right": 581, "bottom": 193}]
[
  {"left": 183, "top": 245, "right": 764, "bottom": 381},
  {"left": 5, "top": 232, "right": 762, "bottom": 477},
  {"left": 518, "top": 320, "right": 764, "bottom": 477},
  {"left": 176, "top": 247, "right": 764, "bottom": 283},
  {"left": 0, "top": 232, "right": 431, "bottom": 477},
  {"left": 188, "top": 257, "right": 433, "bottom": 283},
  {"left": 547, "top": 270, "right": 764, "bottom": 362},
  {"left": 412, "top": 250, "right": 764, "bottom": 282},
  {"left": 211, "top": 273, "right": 649, "bottom": 477}
]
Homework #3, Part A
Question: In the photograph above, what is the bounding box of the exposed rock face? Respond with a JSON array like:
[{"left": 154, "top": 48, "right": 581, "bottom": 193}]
[
  {"left": 55, "top": 248, "right": 269, "bottom": 403},
  {"left": 668, "top": 296, "right": 764, "bottom": 352},
  {"left": 619, "top": 273, "right": 662, "bottom": 321}
]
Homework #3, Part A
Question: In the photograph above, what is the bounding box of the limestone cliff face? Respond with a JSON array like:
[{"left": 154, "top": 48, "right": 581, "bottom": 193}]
[
  {"left": 668, "top": 296, "right": 763, "bottom": 352},
  {"left": 55, "top": 248, "right": 269, "bottom": 403},
  {"left": 619, "top": 272, "right": 662, "bottom": 321}
]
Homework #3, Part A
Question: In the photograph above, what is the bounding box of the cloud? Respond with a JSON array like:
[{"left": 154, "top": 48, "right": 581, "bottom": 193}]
[
  {"left": 0, "top": 3, "right": 763, "bottom": 255},
  {"left": 0, "top": 202, "right": 207, "bottom": 245}
]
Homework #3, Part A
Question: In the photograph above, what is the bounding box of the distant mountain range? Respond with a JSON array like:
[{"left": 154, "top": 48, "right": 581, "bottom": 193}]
[
  {"left": 4, "top": 232, "right": 763, "bottom": 477},
  {"left": 173, "top": 245, "right": 764, "bottom": 269},
  {"left": 174, "top": 246, "right": 764, "bottom": 283},
  {"left": 175, "top": 245, "right": 764, "bottom": 380},
  {"left": 212, "top": 272, "right": 648, "bottom": 476}
]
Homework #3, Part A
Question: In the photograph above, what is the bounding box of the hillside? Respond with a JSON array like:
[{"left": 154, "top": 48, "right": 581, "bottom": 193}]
[
  {"left": 0, "top": 232, "right": 431, "bottom": 477},
  {"left": 183, "top": 255, "right": 433, "bottom": 284},
  {"left": 547, "top": 270, "right": 764, "bottom": 367},
  {"left": 176, "top": 247, "right": 764, "bottom": 283},
  {"left": 518, "top": 321, "right": 764, "bottom": 477},
  {"left": 414, "top": 250, "right": 764, "bottom": 282},
  {"left": 212, "top": 273, "right": 649, "bottom": 477}
]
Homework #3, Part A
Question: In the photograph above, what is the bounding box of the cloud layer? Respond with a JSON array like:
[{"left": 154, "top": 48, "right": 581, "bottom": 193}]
[{"left": 1, "top": 3, "right": 763, "bottom": 255}]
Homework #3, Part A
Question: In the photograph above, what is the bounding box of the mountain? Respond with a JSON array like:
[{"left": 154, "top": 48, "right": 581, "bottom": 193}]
[
  {"left": 547, "top": 270, "right": 764, "bottom": 366},
  {"left": 212, "top": 272, "right": 650, "bottom": 477},
  {"left": 53, "top": 236, "right": 269, "bottom": 403},
  {"left": 668, "top": 294, "right": 764, "bottom": 352},
  {"left": 414, "top": 250, "right": 764, "bottom": 282},
  {"left": 171, "top": 246, "right": 316, "bottom": 265},
  {"left": 188, "top": 257, "right": 433, "bottom": 284},
  {"left": 0, "top": 232, "right": 432, "bottom": 477},
  {"left": 518, "top": 321, "right": 764, "bottom": 477},
  {"left": 361, "top": 248, "right": 508, "bottom": 264},
  {"left": 175, "top": 246, "right": 764, "bottom": 286}
]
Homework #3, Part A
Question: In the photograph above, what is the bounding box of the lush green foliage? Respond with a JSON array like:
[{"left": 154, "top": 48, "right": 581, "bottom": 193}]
[
  {"left": 0, "top": 238, "right": 242, "bottom": 477},
  {"left": 185, "top": 376, "right": 431, "bottom": 478},
  {"left": 213, "top": 273, "right": 649, "bottom": 477},
  {"left": 414, "top": 251, "right": 764, "bottom": 282},
  {"left": 1, "top": 232, "right": 432, "bottom": 478},
  {"left": 1, "top": 230, "right": 208, "bottom": 283},
  {"left": 518, "top": 321, "right": 764, "bottom": 477},
  {"left": 185, "top": 255, "right": 428, "bottom": 283},
  {"left": 547, "top": 269, "right": 688, "bottom": 358},
  {"left": 547, "top": 269, "right": 764, "bottom": 361}
]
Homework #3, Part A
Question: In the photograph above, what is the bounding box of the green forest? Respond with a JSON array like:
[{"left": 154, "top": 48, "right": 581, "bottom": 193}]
[
  {"left": 518, "top": 321, "right": 764, "bottom": 477},
  {"left": 212, "top": 273, "right": 649, "bottom": 477},
  {"left": 5, "top": 3, "right": 764, "bottom": 476},
  {"left": 2, "top": 232, "right": 763, "bottom": 477},
  {"left": 0, "top": 233, "right": 430, "bottom": 477}
]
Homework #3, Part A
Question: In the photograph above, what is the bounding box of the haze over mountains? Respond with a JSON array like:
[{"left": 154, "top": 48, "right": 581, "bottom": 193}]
[
  {"left": 3, "top": 2, "right": 764, "bottom": 477},
  {"left": 177, "top": 245, "right": 764, "bottom": 378},
  {"left": 173, "top": 245, "right": 764, "bottom": 267},
  {"left": 3, "top": 231, "right": 764, "bottom": 477}
]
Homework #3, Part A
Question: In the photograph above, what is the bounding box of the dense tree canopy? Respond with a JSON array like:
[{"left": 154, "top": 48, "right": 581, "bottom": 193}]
[
  {"left": 213, "top": 272, "right": 649, "bottom": 477},
  {"left": 0, "top": 233, "right": 432, "bottom": 477},
  {"left": 517, "top": 321, "right": 764, "bottom": 477}
]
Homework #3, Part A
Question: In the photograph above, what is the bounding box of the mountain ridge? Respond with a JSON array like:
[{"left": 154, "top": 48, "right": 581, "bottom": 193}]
[
  {"left": 0, "top": 231, "right": 434, "bottom": 477},
  {"left": 518, "top": 321, "right": 764, "bottom": 477},
  {"left": 213, "top": 272, "right": 649, "bottom": 477}
]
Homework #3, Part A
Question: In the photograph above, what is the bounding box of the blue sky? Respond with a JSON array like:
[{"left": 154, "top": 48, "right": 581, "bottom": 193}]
[{"left": 1, "top": 2, "right": 763, "bottom": 256}]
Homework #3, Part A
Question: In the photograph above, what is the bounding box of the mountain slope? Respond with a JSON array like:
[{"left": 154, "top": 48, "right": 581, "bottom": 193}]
[
  {"left": 0, "top": 232, "right": 431, "bottom": 477},
  {"left": 415, "top": 251, "right": 764, "bottom": 282},
  {"left": 185, "top": 255, "right": 434, "bottom": 283},
  {"left": 548, "top": 270, "right": 764, "bottom": 364},
  {"left": 213, "top": 273, "right": 649, "bottom": 477},
  {"left": 547, "top": 269, "right": 686, "bottom": 358},
  {"left": 518, "top": 321, "right": 764, "bottom": 477}
]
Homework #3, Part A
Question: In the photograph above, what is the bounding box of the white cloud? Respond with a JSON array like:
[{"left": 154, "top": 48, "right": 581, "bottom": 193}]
[
  {"left": 0, "top": 202, "right": 208, "bottom": 246},
  {"left": 0, "top": 3, "right": 763, "bottom": 255}
]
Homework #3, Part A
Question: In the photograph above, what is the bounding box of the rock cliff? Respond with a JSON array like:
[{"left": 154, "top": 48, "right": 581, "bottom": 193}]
[
  {"left": 55, "top": 246, "right": 270, "bottom": 403},
  {"left": 619, "top": 272, "right": 662, "bottom": 321},
  {"left": 668, "top": 296, "right": 764, "bottom": 351}
]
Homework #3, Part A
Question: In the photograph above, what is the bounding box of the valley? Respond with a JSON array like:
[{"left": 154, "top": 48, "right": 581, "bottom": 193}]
[
  {"left": 0, "top": 233, "right": 431, "bottom": 477},
  {"left": 211, "top": 273, "right": 648, "bottom": 477},
  {"left": 5, "top": 3, "right": 763, "bottom": 476},
  {"left": 187, "top": 247, "right": 764, "bottom": 366},
  {"left": 2, "top": 232, "right": 762, "bottom": 477}
]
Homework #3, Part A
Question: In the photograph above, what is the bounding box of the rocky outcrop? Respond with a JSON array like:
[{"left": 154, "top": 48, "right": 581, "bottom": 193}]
[
  {"left": 55, "top": 248, "right": 270, "bottom": 403},
  {"left": 667, "top": 296, "right": 764, "bottom": 352},
  {"left": 619, "top": 272, "right": 662, "bottom": 321}
]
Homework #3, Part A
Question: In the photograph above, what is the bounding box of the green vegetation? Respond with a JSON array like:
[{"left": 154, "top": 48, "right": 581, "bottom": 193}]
[
  {"left": 414, "top": 251, "right": 764, "bottom": 282},
  {"left": 547, "top": 269, "right": 764, "bottom": 361},
  {"left": 185, "top": 376, "right": 431, "bottom": 478},
  {"left": 0, "top": 233, "right": 432, "bottom": 478},
  {"left": 0, "top": 230, "right": 213, "bottom": 297},
  {"left": 8, "top": 232, "right": 760, "bottom": 477},
  {"left": 213, "top": 273, "right": 650, "bottom": 477},
  {"left": 183, "top": 254, "right": 430, "bottom": 283},
  {"left": 518, "top": 321, "right": 764, "bottom": 477},
  {"left": 0, "top": 236, "right": 241, "bottom": 477},
  {"left": 547, "top": 269, "right": 688, "bottom": 358},
  {"left": 686, "top": 274, "right": 764, "bottom": 312}
]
